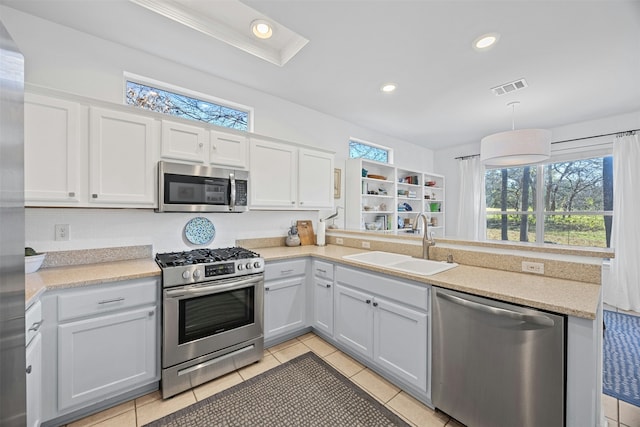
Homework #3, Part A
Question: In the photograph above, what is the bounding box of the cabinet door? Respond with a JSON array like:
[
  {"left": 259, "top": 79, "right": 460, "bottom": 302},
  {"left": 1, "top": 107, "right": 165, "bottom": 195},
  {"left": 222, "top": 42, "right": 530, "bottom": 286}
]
[
  {"left": 313, "top": 277, "right": 333, "bottom": 336},
  {"left": 160, "top": 120, "right": 207, "bottom": 163},
  {"left": 334, "top": 284, "right": 373, "bottom": 358},
  {"left": 89, "top": 107, "right": 156, "bottom": 206},
  {"left": 264, "top": 276, "right": 306, "bottom": 339},
  {"left": 24, "top": 94, "right": 81, "bottom": 205},
  {"left": 57, "top": 306, "right": 157, "bottom": 411},
  {"left": 249, "top": 138, "right": 297, "bottom": 208},
  {"left": 298, "top": 148, "right": 334, "bottom": 209},
  {"left": 26, "top": 333, "right": 42, "bottom": 427},
  {"left": 373, "top": 297, "right": 428, "bottom": 392},
  {"left": 210, "top": 130, "right": 248, "bottom": 169}
]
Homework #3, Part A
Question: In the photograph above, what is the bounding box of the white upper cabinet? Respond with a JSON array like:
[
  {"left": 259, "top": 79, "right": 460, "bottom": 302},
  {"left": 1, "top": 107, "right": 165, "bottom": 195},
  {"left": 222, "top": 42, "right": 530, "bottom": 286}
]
[
  {"left": 209, "top": 130, "right": 248, "bottom": 169},
  {"left": 160, "top": 121, "right": 248, "bottom": 169},
  {"left": 89, "top": 107, "right": 157, "bottom": 207},
  {"left": 24, "top": 94, "right": 82, "bottom": 205},
  {"left": 160, "top": 120, "right": 208, "bottom": 164},
  {"left": 298, "top": 148, "right": 334, "bottom": 209},
  {"left": 250, "top": 138, "right": 334, "bottom": 210},
  {"left": 250, "top": 138, "right": 298, "bottom": 208}
]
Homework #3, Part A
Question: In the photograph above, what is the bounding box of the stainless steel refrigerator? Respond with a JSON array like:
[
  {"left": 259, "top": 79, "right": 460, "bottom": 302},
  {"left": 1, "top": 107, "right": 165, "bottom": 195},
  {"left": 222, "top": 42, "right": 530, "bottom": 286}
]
[{"left": 0, "top": 19, "right": 26, "bottom": 427}]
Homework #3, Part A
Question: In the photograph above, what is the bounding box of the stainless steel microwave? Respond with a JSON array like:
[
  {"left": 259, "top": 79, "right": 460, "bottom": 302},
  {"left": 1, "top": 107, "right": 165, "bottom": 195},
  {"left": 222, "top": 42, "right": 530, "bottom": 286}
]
[{"left": 156, "top": 161, "right": 249, "bottom": 213}]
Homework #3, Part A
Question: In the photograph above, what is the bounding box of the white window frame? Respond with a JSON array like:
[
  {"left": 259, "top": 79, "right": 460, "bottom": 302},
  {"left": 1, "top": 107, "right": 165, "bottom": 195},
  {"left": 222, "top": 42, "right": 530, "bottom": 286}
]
[
  {"left": 123, "top": 72, "right": 254, "bottom": 132},
  {"left": 484, "top": 147, "right": 614, "bottom": 248},
  {"left": 349, "top": 137, "right": 394, "bottom": 164}
]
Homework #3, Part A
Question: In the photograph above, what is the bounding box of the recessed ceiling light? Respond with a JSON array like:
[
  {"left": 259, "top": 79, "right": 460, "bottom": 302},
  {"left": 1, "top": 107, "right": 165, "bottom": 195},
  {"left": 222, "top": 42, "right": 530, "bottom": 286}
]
[
  {"left": 381, "top": 83, "right": 397, "bottom": 93},
  {"left": 251, "top": 19, "right": 273, "bottom": 39},
  {"left": 473, "top": 33, "right": 500, "bottom": 50}
]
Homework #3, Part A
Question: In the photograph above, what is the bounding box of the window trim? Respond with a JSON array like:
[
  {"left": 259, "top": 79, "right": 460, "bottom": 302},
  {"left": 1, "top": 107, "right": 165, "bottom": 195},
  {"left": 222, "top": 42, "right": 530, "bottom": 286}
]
[
  {"left": 349, "top": 137, "right": 394, "bottom": 164},
  {"left": 123, "top": 72, "right": 254, "bottom": 132}
]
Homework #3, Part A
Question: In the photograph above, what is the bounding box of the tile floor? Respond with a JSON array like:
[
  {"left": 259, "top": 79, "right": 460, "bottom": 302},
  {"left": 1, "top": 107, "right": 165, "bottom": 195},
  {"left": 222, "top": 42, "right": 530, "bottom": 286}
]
[
  {"left": 602, "top": 305, "right": 640, "bottom": 427},
  {"left": 64, "top": 332, "right": 461, "bottom": 427}
]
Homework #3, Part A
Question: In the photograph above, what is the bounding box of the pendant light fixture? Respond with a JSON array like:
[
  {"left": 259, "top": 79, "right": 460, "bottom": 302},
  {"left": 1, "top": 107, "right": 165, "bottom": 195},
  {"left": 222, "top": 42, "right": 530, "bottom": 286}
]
[{"left": 480, "top": 101, "right": 551, "bottom": 167}]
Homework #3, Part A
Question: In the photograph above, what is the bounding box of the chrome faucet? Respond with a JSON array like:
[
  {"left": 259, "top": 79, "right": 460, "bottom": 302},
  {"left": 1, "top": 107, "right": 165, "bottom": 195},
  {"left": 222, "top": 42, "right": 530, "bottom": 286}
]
[{"left": 413, "top": 212, "right": 436, "bottom": 260}]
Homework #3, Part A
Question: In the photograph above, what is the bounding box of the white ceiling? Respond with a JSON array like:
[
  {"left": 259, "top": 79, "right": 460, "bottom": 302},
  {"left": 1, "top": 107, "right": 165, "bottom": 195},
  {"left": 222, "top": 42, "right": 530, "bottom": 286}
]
[{"left": 3, "top": 0, "right": 640, "bottom": 150}]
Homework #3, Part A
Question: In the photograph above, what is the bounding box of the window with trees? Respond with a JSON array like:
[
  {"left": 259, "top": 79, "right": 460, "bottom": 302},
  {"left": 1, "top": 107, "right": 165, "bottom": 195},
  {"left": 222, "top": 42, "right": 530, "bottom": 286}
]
[
  {"left": 125, "top": 79, "right": 250, "bottom": 131},
  {"left": 349, "top": 139, "right": 392, "bottom": 163},
  {"left": 485, "top": 156, "right": 613, "bottom": 248}
]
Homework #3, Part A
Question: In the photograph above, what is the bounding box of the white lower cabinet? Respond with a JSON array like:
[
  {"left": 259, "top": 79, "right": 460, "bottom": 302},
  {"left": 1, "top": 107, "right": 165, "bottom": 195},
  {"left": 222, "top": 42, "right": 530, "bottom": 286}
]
[
  {"left": 40, "top": 277, "right": 159, "bottom": 424},
  {"left": 335, "top": 265, "right": 429, "bottom": 393},
  {"left": 26, "top": 301, "right": 43, "bottom": 427},
  {"left": 57, "top": 305, "right": 157, "bottom": 410},
  {"left": 264, "top": 259, "right": 308, "bottom": 340},
  {"left": 311, "top": 260, "right": 335, "bottom": 336}
]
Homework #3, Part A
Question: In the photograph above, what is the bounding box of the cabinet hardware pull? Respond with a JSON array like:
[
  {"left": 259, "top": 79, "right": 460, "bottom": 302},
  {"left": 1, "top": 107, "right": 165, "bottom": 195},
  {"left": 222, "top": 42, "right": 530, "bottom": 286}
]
[
  {"left": 148, "top": 311, "right": 154, "bottom": 317},
  {"left": 316, "top": 269, "right": 326, "bottom": 273},
  {"left": 366, "top": 299, "right": 371, "bottom": 304},
  {"left": 199, "top": 142, "right": 203, "bottom": 148},
  {"left": 291, "top": 201, "right": 295, "bottom": 204},
  {"left": 28, "top": 320, "right": 43, "bottom": 332},
  {"left": 281, "top": 269, "right": 294, "bottom": 274},
  {"left": 68, "top": 192, "right": 75, "bottom": 197},
  {"left": 211, "top": 144, "right": 217, "bottom": 150},
  {"left": 373, "top": 302, "right": 378, "bottom": 307},
  {"left": 26, "top": 365, "right": 32, "bottom": 374},
  {"left": 326, "top": 284, "right": 331, "bottom": 288},
  {"left": 98, "top": 297, "right": 124, "bottom": 305},
  {"left": 265, "top": 287, "right": 270, "bottom": 291},
  {"left": 92, "top": 194, "right": 98, "bottom": 198}
]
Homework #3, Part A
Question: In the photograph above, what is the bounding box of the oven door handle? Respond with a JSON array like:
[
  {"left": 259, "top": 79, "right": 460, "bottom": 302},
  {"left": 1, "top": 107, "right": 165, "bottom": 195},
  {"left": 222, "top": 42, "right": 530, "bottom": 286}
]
[{"left": 165, "top": 276, "right": 262, "bottom": 299}]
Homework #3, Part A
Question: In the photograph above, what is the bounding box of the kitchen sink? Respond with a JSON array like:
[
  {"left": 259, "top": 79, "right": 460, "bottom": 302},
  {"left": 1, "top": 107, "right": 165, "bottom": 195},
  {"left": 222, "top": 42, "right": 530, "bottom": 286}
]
[
  {"left": 385, "top": 259, "right": 458, "bottom": 276},
  {"left": 342, "top": 251, "right": 458, "bottom": 276},
  {"left": 342, "top": 251, "right": 412, "bottom": 266}
]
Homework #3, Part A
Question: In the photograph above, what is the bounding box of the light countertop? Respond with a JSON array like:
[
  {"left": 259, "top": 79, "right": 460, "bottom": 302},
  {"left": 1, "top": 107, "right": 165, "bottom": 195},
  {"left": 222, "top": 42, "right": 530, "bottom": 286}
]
[
  {"left": 256, "top": 245, "right": 601, "bottom": 320},
  {"left": 24, "top": 245, "right": 601, "bottom": 320},
  {"left": 25, "top": 258, "right": 161, "bottom": 306}
]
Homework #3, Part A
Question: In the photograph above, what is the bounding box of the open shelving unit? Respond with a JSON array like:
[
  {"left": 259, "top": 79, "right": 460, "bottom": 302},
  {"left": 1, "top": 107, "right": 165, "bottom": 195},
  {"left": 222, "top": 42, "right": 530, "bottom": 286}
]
[{"left": 345, "top": 159, "right": 445, "bottom": 236}]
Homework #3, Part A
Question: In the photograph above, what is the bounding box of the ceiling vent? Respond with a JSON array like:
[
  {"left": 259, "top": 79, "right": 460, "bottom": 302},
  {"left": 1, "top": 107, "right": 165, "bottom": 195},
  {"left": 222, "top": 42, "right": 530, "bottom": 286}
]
[{"left": 491, "top": 78, "right": 528, "bottom": 96}]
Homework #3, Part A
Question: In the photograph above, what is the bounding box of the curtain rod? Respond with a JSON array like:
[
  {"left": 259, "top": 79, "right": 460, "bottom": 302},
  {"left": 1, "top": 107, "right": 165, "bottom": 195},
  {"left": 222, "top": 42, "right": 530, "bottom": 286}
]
[{"left": 454, "top": 128, "right": 638, "bottom": 160}]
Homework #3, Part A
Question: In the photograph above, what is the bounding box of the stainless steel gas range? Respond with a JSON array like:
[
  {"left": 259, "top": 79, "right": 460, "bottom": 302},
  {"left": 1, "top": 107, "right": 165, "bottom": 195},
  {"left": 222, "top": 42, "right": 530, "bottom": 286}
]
[{"left": 155, "top": 247, "right": 264, "bottom": 398}]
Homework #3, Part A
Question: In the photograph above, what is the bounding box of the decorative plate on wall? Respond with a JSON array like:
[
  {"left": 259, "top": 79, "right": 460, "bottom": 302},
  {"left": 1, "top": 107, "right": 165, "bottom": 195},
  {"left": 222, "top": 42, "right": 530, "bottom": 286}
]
[{"left": 184, "top": 217, "right": 216, "bottom": 245}]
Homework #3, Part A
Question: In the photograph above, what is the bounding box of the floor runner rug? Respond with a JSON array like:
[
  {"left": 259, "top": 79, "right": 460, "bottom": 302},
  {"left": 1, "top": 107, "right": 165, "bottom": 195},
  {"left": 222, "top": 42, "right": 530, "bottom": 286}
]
[
  {"left": 603, "top": 310, "right": 640, "bottom": 407},
  {"left": 144, "top": 352, "right": 410, "bottom": 426}
]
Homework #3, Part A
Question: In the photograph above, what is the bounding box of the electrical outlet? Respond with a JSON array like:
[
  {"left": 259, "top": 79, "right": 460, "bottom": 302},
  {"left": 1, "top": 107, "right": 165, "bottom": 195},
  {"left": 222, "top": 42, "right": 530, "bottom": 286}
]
[
  {"left": 336, "top": 238, "right": 344, "bottom": 245},
  {"left": 522, "top": 261, "right": 544, "bottom": 274},
  {"left": 361, "top": 241, "right": 371, "bottom": 249},
  {"left": 55, "top": 224, "right": 70, "bottom": 241}
]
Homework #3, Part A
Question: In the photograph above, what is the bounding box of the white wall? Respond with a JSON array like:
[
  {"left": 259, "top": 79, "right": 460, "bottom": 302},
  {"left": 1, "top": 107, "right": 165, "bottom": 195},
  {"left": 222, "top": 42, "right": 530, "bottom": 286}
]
[
  {"left": 0, "top": 6, "right": 435, "bottom": 253},
  {"left": 434, "top": 110, "right": 640, "bottom": 237}
]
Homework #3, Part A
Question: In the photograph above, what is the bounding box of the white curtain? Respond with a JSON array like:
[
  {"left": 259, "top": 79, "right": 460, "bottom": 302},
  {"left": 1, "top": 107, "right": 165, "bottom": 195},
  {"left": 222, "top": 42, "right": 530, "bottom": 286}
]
[
  {"left": 456, "top": 156, "right": 486, "bottom": 240},
  {"left": 605, "top": 133, "right": 640, "bottom": 311}
]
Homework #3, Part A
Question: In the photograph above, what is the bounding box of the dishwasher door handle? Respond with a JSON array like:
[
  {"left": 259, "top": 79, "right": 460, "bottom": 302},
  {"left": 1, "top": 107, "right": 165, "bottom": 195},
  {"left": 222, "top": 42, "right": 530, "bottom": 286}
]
[{"left": 437, "top": 291, "right": 555, "bottom": 327}]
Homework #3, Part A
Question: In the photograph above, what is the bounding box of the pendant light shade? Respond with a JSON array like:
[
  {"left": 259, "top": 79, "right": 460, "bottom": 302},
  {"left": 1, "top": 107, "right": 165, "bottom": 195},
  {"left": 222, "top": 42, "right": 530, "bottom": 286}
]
[
  {"left": 480, "top": 128, "right": 551, "bottom": 166},
  {"left": 480, "top": 101, "right": 551, "bottom": 167}
]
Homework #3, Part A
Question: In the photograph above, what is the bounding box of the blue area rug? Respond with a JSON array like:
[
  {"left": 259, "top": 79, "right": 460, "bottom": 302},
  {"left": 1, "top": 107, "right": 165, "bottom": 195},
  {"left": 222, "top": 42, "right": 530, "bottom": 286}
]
[{"left": 603, "top": 310, "right": 640, "bottom": 407}]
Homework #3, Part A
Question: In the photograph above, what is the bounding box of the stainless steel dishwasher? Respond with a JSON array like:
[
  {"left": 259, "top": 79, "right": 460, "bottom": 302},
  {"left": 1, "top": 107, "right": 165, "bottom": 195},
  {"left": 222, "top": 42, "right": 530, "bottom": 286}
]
[{"left": 432, "top": 287, "right": 565, "bottom": 427}]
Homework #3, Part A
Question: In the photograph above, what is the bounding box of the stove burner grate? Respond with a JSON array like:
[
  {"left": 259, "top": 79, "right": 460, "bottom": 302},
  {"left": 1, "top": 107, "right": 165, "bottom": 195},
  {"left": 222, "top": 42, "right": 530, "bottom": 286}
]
[{"left": 155, "top": 247, "right": 260, "bottom": 268}]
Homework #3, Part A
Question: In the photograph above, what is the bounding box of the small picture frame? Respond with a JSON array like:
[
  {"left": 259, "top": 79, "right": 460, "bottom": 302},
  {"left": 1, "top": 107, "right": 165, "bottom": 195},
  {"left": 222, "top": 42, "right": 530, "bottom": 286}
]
[{"left": 334, "top": 168, "right": 341, "bottom": 199}]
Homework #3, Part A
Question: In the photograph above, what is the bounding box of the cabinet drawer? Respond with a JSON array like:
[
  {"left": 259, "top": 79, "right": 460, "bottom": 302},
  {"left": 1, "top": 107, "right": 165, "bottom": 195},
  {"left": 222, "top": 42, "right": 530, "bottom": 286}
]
[
  {"left": 312, "top": 260, "right": 334, "bottom": 280},
  {"left": 336, "top": 265, "right": 429, "bottom": 310},
  {"left": 25, "top": 300, "right": 43, "bottom": 347},
  {"left": 265, "top": 259, "right": 307, "bottom": 281},
  {"left": 58, "top": 278, "right": 158, "bottom": 322}
]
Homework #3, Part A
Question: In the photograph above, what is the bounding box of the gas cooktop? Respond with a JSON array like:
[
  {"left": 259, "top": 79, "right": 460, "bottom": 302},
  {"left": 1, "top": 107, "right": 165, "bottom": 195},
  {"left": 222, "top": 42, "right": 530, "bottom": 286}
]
[
  {"left": 155, "top": 247, "right": 260, "bottom": 268},
  {"left": 155, "top": 247, "right": 264, "bottom": 286}
]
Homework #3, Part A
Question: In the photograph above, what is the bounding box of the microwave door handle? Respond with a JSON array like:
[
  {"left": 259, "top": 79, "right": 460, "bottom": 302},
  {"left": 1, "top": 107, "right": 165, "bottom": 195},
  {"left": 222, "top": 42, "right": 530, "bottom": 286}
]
[{"left": 229, "top": 172, "right": 236, "bottom": 212}]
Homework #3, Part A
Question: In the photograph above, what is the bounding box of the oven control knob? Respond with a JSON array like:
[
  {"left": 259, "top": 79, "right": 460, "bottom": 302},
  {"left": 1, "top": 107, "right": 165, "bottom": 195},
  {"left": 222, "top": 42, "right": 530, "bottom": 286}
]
[
  {"left": 193, "top": 269, "right": 201, "bottom": 279},
  {"left": 253, "top": 261, "right": 261, "bottom": 269},
  {"left": 237, "top": 263, "right": 243, "bottom": 270},
  {"left": 182, "top": 270, "right": 190, "bottom": 280},
  {"left": 245, "top": 262, "right": 252, "bottom": 269}
]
